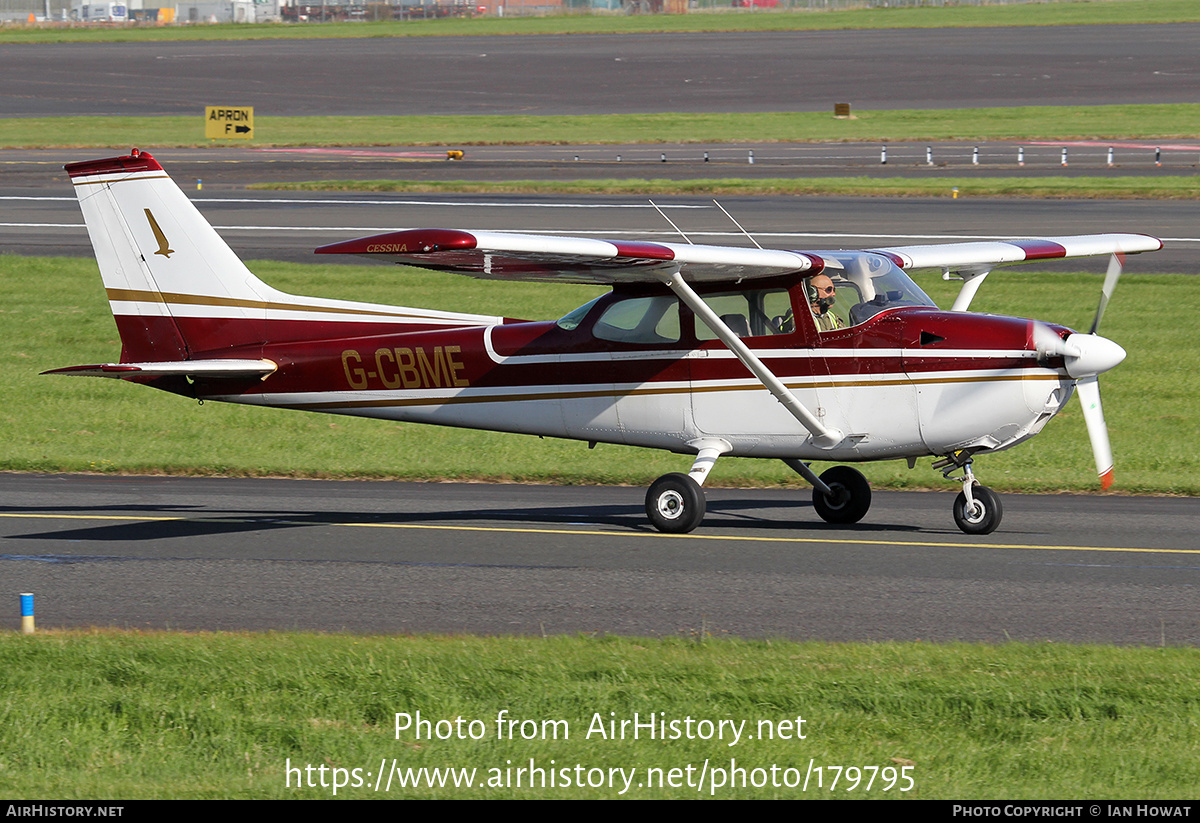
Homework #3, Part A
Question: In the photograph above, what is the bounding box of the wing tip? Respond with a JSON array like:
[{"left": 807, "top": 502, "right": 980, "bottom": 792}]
[{"left": 315, "top": 229, "right": 478, "bottom": 256}]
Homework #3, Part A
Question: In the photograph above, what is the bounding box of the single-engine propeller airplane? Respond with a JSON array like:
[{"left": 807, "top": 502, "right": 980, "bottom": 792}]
[{"left": 47, "top": 150, "right": 1162, "bottom": 535}]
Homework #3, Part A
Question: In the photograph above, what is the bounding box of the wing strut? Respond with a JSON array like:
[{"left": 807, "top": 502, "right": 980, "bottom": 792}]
[
  {"left": 654, "top": 270, "right": 844, "bottom": 450},
  {"left": 947, "top": 267, "right": 993, "bottom": 312}
]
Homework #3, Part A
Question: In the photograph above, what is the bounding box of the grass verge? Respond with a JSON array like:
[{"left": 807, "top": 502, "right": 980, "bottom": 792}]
[
  {"left": 253, "top": 176, "right": 1200, "bottom": 200},
  {"left": 2, "top": 631, "right": 1198, "bottom": 799},
  {"left": 2, "top": 0, "right": 1198, "bottom": 43},
  {"left": 7, "top": 105, "right": 1200, "bottom": 149},
  {"left": 4, "top": 255, "right": 1196, "bottom": 494}
]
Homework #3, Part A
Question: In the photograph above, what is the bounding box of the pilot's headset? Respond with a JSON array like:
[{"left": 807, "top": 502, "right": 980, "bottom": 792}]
[
  {"left": 806, "top": 276, "right": 836, "bottom": 306},
  {"left": 804, "top": 276, "right": 831, "bottom": 304},
  {"left": 805, "top": 278, "right": 839, "bottom": 327}
]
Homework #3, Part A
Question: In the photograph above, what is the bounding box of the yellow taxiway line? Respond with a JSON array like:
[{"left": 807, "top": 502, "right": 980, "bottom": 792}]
[{"left": 0, "top": 511, "right": 1191, "bottom": 556}]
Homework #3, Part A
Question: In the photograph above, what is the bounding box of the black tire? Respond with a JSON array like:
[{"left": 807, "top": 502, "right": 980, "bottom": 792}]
[
  {"left": 812, "top": 466, "right": 872, "bottom": 524},
  {"left": 953, "top": 486, "right": 1003, "bottom": 535},
  {"left": 645, "top": 472, "right": 706, "bottom": 534}
]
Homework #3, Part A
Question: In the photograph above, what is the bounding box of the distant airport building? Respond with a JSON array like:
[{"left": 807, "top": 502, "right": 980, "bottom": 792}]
[
  {"left": 1, "top": 0, "right": 276, "bottom": 21},
  {"left": 0, "top": 0, "right": 1100, "bottom": 24},
  {"left": 172, "top": 1, "right": 269, "bottom": 22}
]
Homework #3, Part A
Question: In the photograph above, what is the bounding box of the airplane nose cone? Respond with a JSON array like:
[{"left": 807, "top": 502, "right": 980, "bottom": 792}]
[{"left": 1064, "top": 333, "right": 1127, "bottom": 379}]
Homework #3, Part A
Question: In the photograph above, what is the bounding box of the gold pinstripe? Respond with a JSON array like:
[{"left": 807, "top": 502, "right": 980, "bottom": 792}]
[{"left": 271, "top": 372, "right": 1059, "bottom": 412}]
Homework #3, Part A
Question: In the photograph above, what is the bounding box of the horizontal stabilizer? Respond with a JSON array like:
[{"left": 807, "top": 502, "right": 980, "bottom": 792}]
[{"left": 43, "top": 359, "right": 277, "bottom": 380}]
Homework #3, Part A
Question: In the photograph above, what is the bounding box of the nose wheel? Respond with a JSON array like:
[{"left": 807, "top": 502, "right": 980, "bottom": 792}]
[
  {"left": 935, "top": 452, "right": 1004, "bottom": 535},
  {"left": 953, "top": 485, "right": 1003, "bottom": 535}
]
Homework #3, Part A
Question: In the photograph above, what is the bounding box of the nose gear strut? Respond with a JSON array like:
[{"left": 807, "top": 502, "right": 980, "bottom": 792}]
[{"left": 933, "top": 451, "right": 1003, "bottom": 535}]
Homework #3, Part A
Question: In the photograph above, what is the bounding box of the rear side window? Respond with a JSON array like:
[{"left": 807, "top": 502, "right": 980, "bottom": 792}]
[{"left": 592, "top": 296, "right": 681, "bottom": 345}]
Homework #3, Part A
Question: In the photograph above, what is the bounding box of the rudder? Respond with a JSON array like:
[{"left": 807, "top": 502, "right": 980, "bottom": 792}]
[{"left": 67, "top": 149, "right": 279, "bottom": 361}]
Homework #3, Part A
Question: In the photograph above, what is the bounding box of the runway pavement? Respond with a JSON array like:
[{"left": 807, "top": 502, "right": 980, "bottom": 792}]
[
  {"left": 3, "top": 167, "right": 1195, "bottom": 272},
  {"left": 3, "top": 474, "right": 1199, "bottom": 643},
  {"left": 2, "top": 25, "right": 1197, "bottom": 116}
]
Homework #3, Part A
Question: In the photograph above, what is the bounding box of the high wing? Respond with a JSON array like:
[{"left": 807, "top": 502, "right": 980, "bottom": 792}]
[
  {"left": 316, "top": 228, "right": 1161, "bottom": 290},
  {"left": 315, "top": 229, "right": 821, "bottom": 283}
]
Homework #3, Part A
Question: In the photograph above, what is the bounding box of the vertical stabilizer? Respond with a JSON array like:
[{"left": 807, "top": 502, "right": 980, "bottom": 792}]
[
  {"left": 66, "top": 149, "right": 279, "bottom": 361},
  {"left": 66, "top": 150, "right": 508, "bottom": 364}
]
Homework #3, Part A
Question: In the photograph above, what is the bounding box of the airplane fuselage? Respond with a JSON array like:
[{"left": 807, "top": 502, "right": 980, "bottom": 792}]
[{"left": 183, "top": 283, "right": 1072, "bottom": 463}]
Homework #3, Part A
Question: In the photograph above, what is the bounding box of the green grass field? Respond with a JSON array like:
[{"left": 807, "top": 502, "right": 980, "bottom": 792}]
[
  {"left": 2, "top": 0, "right": 1198, "bottom": 43},
  {"left": 8, "top": 104, "right": 1200, "bottom": 149},
  {"left": 256, "top": 175, "right": 1200, "bottom": 200},
  {"left": 2, "top": 632, "right": 1198, "bottom": 799},
  {"left": 4, "top": 255, "right": 1196, "bottom": 494}
]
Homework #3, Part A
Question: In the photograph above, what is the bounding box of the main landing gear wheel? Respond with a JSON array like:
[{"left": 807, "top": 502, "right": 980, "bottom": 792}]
[
  {"left": 953, "top": 486, "right": 1003, "bottom": 535},
  {"left": 812, "top": 466, "right": 872, "bottom": 525},
  {"left": 645, "top": 472, "right": 706, "bottom": 534}
]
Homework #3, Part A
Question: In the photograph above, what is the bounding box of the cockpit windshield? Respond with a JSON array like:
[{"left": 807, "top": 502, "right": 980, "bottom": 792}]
[{"left": 804, "top": 252, "right": 936, "bottom": 330}]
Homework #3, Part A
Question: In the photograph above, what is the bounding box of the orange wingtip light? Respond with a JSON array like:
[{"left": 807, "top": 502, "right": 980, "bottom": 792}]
[{"left": 1099, "top": 468, "right": 1114, "bottom": 490}]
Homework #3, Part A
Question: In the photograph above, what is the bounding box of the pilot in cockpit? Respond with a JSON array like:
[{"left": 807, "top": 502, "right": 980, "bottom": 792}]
[{"left": 807, "top": 274, "right": 845, "bottom": 332}]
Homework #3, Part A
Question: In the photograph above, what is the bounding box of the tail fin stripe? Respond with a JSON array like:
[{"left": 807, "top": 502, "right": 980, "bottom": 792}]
[{"left": 73, "top": 173, "right": 170, "bottom": 187}]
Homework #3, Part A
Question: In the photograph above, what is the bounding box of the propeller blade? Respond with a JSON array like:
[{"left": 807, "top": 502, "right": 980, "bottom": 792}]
[
  {"left": 1075, "top": 375, "right": 1114, "bottom": 490},
  {"left": 1089, "top": 252, "right": 1125, "bottom": 335},
  {"left": 1032, "top": 320, "right": 1067, "bottom": 359}
]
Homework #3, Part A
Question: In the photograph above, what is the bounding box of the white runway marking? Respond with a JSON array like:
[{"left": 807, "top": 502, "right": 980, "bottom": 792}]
[{"left": 5, "top": 196, "right": 1198, "bottom": 243}]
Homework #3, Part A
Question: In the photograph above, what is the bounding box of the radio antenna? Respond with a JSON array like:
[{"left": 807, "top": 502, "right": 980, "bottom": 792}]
[
  {"left": 713, "top": 199, "right": 763, "bottom": 249},
  {"left": 649, "top": 199, "right": 693, "bottom": 245}
]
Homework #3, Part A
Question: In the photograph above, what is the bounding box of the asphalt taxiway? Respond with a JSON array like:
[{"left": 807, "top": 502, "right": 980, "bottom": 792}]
[{"left": 3, "top": 474, "right": 1199, "bottom": 643}]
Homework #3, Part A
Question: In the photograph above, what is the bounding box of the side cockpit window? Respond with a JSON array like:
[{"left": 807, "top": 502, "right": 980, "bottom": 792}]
[
  {"left": 592, "top": 295, "right": 681, "bottom": 345},
  {"left": 804, "top": 275, "right": 852, "bottom": 332},
  {"left": 695, "top": 289, "right": 794, "bottom": 340}
]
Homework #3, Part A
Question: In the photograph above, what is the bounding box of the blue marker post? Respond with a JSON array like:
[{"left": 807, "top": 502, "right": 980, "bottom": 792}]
[{"left": 20, "top": 593, "right": 34, "bottom": 634}]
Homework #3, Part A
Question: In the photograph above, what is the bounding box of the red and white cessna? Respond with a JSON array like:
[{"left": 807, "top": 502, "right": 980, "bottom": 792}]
[{"left": 47, "top": 150, "right": 1161, "bottom": 535}]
